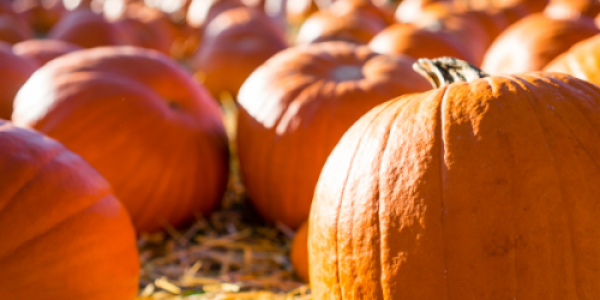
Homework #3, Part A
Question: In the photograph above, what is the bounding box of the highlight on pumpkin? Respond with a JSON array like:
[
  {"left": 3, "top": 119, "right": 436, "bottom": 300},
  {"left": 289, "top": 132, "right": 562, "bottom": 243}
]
[{"left": 2, "top": 0, "right": 600, "bottom": 299}]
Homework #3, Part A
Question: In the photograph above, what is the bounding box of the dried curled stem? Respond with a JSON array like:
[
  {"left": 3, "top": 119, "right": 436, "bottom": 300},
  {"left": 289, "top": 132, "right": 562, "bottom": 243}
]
[{"left": 412, "top": 57, "right": 489, "bottom": 89}]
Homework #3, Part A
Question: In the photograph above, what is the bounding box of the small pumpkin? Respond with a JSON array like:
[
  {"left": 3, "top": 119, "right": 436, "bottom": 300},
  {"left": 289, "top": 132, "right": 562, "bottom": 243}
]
[
  {"left": 237, "top": 41, "right": 430, "bottom": 229},
  {"left": 13, "top": 46, "right": 229, "bottom": 233},
  {"left": 0, "top": 120, "right": 139, "bottom": 300},
  {"left": 482, "top": 13, "right": 599, "bottom": 73},
  {"left": 295, "top": 7, "right": 387, "bottom": 45},
  {"left": 192, "top": 6, "right": 287, "bottom": 98},
  {"left": 48, "top": 9, "right": 129, "bottom": 48},
  {"left": 186, "top": 0, "right": 244, "bottom": 28},
  {"left": 287, "top": 0, "right": 319, "bottom": 26},
  {"left": 0, "top": 42, "right": 37, "bottom": 120},
  {"left": 12, "top": 39, "right": 82, "bottom": 66},
  {"left": 12, "top": 0, "right": 67, "bottom": 34},
  {"left": 310, "top": 57, "right": 600, "bottom": 299},
  {"left": 291, "top": 220, "right": 309, "bottom": 283},
  {"left": 369, "top": 23, "right": 475, "bottom": 64}
]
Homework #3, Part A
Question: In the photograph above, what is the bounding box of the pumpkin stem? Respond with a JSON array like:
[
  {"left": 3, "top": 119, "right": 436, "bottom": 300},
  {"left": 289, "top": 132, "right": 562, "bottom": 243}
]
[{"left": 412, "top": 57, "right": 489, "bottom": 89}]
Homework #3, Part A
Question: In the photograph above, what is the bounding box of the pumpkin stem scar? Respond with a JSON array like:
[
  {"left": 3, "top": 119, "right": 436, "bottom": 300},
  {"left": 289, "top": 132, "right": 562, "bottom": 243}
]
[{"left": 413, "top": 57, "right": 489, "bottom": 88}]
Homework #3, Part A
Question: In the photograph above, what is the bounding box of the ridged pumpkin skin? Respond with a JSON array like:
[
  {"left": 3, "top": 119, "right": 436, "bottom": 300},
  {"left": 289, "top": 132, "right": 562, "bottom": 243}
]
[
  {"left": 13, "top": 46, "right": 229, "bottom": 233},
  {"left": 12, "top": 39, "right": 82, "bottom": 66},
  {"left": 310, "top": 69, "right": 600, "bottom": 299},
  {"left": 237, "top": 42, "right": 430, "bottom": 229},
  {"left": 0, "top": 120, "right": 139, "bottom": 299},
  {"left": 544, "top": 34, "right": 600, "bottom": 85},
  {"left": 291, "top": 220, "right": 309, "bottom": 283},
  {"left": 192, "top": 7, "right": 287, "bottom": 98},
  {"left": 369, "top": 23, "right": 475, "bottom": 64},
  {"left": 0, "top": 42, "right": 37, "bottom": 120},
  {"left": 482, "top": 14, "right": 599, "bottom": 74},
  {"left": 48, "top": 9, "right": 129, "bottom": 48}
]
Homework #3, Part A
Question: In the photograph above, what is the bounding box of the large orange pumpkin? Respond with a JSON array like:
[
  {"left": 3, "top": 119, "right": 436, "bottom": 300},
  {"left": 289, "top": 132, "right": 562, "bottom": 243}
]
[
  {"left": 13, "top": 46, "right": 229, "bottom": 233},
  {"left": 310, "top": 57, "right": 600, "bottom": 299},
  {"left": 48, "top": 9, "right": 129, "bottom": 48},
  {"left": 482, "top": 13, "right": 599, "bottom": 73},
  {"left": 237, "top": 41, "right": 430, "bottom": 229},
  {"left": 0, "top": 120, "right": 139, "bottom": 299},
  {"left": 0, "top": 42, "right": 37, "bottom": 120},
  {"left": 12, "top": 39, "right": 82, "bottom": 66},
  {"left": 369, "top": 23, "right": 475, "bottom": 64},
  {"left": 544, "top": 34, "right": 600, "bottom": 85},
  {"left": 192, "top": 6, "right": 287, "bottom": 98}
]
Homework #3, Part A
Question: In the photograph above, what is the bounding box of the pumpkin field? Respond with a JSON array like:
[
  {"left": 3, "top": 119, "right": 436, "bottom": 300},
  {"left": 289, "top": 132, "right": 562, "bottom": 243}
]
[{"left": 1, "top": 0, "right": 600, "bottom": 299}]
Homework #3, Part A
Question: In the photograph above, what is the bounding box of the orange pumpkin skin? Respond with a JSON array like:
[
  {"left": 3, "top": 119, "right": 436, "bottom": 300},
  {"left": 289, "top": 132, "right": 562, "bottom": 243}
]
[
  {"left": 544, "top": 34, "right": 600, "bottom": 85},
  {"left": 12, "top": 39, "right": 82, "bottom": 66},
  {"left": 192, "top": 7, "right": 287, "bottom": 98},
  {"left": 329, "top": 0, "right": 395, "bottom": 25},
  {"left": 310, "top": 66, "right": 600, "bottom": 299},
  {"left": 48, "top": 9, "right": 129, "bottom": 48},
  {"left": 482, "top": 14, "right": 599, "bottom": 74},
  {"left": 0, "top": 42, "right": 37, "bottom": 120},
  {"left": 12, "top": 0, "right": 67, "bottom": 34},
  {"left": 295, "top": 8, "right": 387, "bottom": 45},
  {"left": 291, "top": 220, "right": 309, "bottom": 283},
  {"left": 0, "top": 120, "right": 139, "bottom": 300},
  {"left": 237, "top": 42, "right": 430, "bottom": 229},
  {"left": 545, "top": 0, "right": 600, "bottom": 20},
  {"left": 369, "top": 23, "right": 475, "bottom": 64},
  {"left": 13, "top": 47, "right": 229, "bottom": 233},
  {"left": 115, "top": 13, "right": 175, "bottom": 54},
  {"left": 287, "top": 0, "right": 319, "bottom": 26},
  {"left": 0, "top": 13, "right": 33, "bottom": 44}
]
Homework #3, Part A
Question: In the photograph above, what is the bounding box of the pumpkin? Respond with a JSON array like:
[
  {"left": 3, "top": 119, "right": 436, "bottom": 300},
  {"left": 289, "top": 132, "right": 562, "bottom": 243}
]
[
  {"left": 394, "top": 0, "right": 452, "bottom": 23},
  {"left": 291, "top": 220, "right": 309, "bottom": 283},
  {"left": 237, "top": 41, "right": 430, "bottom": 229},
  {"left": 465, "top": 0, "right": 547, "bottom": 12},
  {"left": 0, "top": 120, "right": 139, "bottom": 299},
  {"left": 0, "top": 42, "right": 37, "bottom": 120},
  {"left": 113, "top": 8, "right": 176, "bottom": 55},
  {"left": 309, "top": 57, "right": 600, "bottom": 299},
  {"left": 295, "top": 7, "right": 387, "bottom": 45},
  {"left": 13, "top": 46, "right": 229, "bottom": 233},
  {"left": 48, "top": 9, "right": 129, "bottom": 48},
  {"left": 482, "top": 13, "right": 599, "bottom": 73},
  {"left": 412, "top": 5, "right": 494, "bottom": 66},
  {"left": 329, "top": 0, "right": 395, "bottom": 25},
  {"left": 369, "top": 23, "right": 476, "bottom": 64},
  {"left": 12, "top": 39, "right": 82, "bottom": 66},
  {"left": 544, "top": 0, "right": 600, "bottom": 20},
  {"left": 192, "top": 6, "right": 287, "bottom": 98},
  {"left": 544, "top": 34, "right": 600, "bottom": 85}
]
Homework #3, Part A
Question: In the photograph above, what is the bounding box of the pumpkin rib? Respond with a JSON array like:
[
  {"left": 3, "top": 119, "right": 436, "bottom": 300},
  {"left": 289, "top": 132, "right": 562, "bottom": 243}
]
[
  {"left": 0, "top": 152, "right": 114, "bottom": 259},
  {"left": 0, "top": 145, "right": 62, "bottom": 215},
  {"left": 510, "top": 74, "right": 582, "bottom": 297},
  {"left": 375, "top": 95, "right": 419, "bottom": 298},
  {"left": 438, "top": 85, "right": 451, "bottom": 299},
  {"left": 539, "top": 75, "right": 600, "bottom": 170},
  {"left": 337, "top": 99, "right": 399, "bottom": 298}
]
